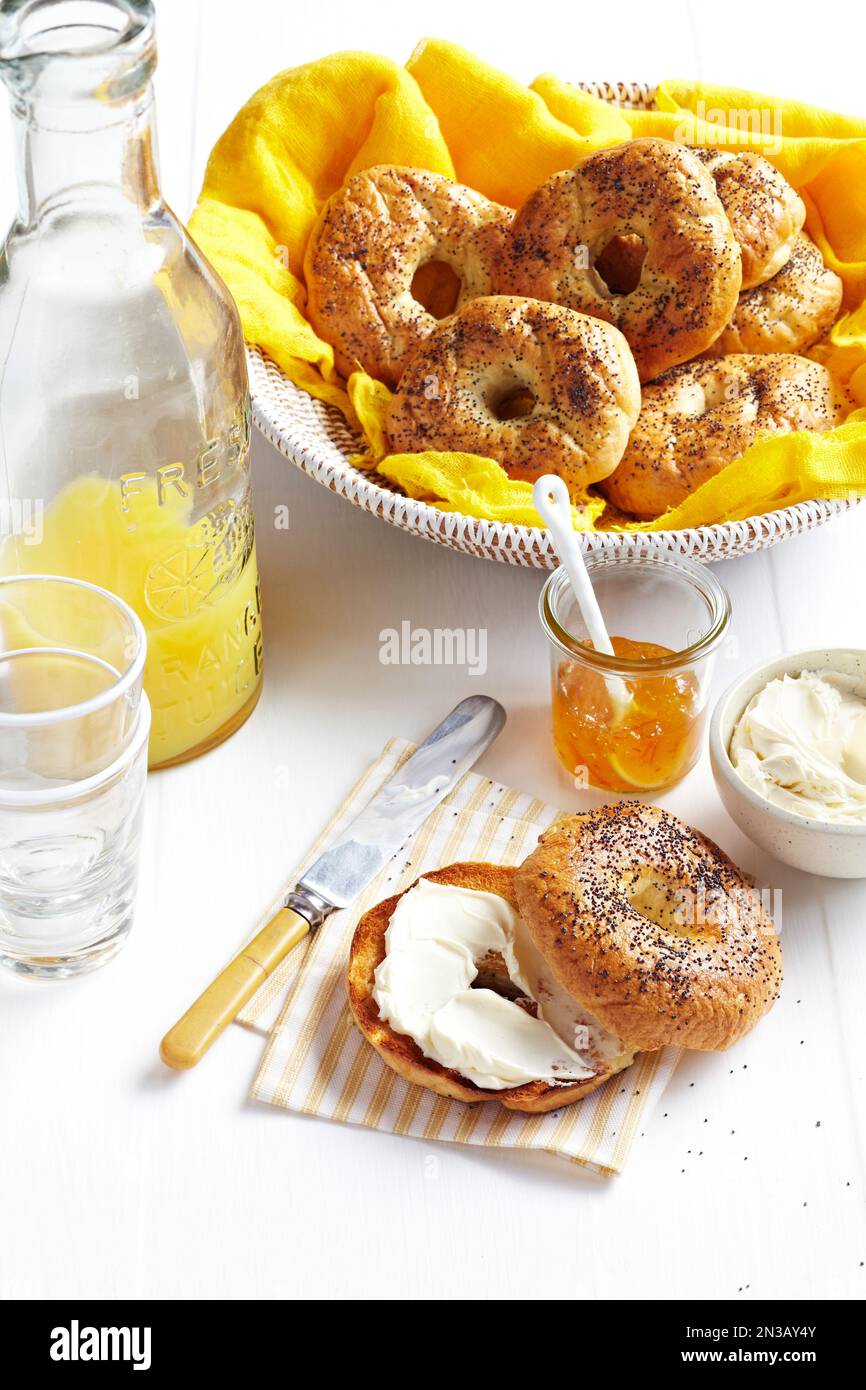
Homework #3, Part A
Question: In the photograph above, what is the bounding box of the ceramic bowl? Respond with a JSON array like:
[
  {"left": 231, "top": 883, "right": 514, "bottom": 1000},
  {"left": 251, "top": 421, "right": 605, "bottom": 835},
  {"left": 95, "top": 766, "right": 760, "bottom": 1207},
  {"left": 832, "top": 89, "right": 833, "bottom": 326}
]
[{"left": 709, "top": 648, "right": 866, "bottom": 878}]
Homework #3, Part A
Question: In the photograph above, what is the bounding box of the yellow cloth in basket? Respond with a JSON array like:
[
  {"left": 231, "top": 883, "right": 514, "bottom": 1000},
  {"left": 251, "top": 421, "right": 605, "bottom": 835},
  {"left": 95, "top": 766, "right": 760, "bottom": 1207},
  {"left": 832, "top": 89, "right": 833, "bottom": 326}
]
[{"left": 189, "top": 39, "right": 866, "bottom": 532}]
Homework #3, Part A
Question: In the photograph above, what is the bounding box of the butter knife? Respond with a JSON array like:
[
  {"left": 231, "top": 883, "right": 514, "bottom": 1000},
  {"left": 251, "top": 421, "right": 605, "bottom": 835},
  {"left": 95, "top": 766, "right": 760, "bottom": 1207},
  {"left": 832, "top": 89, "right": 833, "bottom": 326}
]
[{"left": 159, "top": 695, "right": 506, "bottom": 1069}]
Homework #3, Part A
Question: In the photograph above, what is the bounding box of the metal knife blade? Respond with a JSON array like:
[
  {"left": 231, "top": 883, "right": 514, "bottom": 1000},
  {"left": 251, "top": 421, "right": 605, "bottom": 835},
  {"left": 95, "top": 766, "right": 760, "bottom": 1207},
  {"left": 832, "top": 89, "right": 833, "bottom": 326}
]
[{"left": 286, "top": 695, "right": 505, "bottom": 921}]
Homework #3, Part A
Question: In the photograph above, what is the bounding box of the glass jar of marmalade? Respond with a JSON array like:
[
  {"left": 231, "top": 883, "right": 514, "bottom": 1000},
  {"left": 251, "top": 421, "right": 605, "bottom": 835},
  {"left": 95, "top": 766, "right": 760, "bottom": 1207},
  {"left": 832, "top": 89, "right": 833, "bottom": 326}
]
[{"left": 540, "top": 553, "right": 731, "bottom": 793}]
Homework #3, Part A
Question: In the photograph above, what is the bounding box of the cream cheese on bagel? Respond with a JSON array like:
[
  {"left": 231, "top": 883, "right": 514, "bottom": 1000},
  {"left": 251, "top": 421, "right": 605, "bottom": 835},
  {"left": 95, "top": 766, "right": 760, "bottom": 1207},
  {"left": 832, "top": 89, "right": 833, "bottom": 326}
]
[{"left": 372, "top": 877, "right": 623, "bottom": 1090}]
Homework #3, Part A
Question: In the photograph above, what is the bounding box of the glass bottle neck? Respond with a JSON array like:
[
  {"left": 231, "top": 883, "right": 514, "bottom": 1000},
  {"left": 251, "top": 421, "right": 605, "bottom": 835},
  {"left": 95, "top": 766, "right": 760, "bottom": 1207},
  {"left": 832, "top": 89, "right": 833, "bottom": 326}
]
[{"left": 13, "top": 86, "right": 161, "bottom": 224}]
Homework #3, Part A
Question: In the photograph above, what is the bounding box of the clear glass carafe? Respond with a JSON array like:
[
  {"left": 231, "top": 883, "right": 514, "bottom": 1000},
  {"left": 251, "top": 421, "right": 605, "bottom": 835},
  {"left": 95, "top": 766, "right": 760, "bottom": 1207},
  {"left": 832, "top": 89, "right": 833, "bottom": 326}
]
[{"left": 0, "top": 0, "right": 263, "bottom": 768}]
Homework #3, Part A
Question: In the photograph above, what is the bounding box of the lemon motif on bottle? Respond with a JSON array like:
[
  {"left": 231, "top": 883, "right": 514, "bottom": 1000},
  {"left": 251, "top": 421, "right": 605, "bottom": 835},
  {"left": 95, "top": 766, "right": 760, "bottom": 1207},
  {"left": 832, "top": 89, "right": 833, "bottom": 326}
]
[
  {"left": 144, "top": 498, "right": 253, "bottom": 621},
  {"left": 144, "top": 538, "right": 217, "bottom": 621}
]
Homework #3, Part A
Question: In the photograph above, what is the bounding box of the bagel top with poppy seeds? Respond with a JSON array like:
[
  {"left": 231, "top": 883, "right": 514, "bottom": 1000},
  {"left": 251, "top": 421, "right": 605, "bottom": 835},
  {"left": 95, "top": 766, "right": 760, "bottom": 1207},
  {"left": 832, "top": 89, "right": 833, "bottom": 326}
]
[
  {"left": 513, "top": 803, "right": 783, "bottom": 1052},
  {"left": 499, "top": 138, "right": 743, "bottom": 381}
]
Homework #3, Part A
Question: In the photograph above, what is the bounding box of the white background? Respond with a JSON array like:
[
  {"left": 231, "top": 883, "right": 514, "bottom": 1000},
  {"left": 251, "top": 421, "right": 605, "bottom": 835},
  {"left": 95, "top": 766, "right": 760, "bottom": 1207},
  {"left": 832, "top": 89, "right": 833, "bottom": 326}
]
[{"left": 2, "top": 0, "right": 865, "bottom": 1301}]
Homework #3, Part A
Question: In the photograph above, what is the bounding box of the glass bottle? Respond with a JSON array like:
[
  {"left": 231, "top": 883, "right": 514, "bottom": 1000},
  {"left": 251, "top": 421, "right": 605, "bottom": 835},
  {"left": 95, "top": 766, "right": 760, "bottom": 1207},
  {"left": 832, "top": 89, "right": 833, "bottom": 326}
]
[{"left": 0, "top": 0, "right": 263, "bottom": 768}]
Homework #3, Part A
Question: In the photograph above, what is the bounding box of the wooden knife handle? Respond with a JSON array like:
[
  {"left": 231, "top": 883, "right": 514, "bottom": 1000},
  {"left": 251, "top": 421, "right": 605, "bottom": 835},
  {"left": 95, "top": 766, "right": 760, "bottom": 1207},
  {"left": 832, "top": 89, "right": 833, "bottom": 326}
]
[{"left": 159, "top": 907, "right": 311, "bottom": 1070}]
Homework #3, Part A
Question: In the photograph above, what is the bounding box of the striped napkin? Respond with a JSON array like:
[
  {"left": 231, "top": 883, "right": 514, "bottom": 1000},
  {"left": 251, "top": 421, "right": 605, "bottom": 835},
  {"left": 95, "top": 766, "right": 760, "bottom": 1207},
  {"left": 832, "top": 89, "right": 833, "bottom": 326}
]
[{"left": 240, "top": 738, "right": 680, "bottom": 1175}]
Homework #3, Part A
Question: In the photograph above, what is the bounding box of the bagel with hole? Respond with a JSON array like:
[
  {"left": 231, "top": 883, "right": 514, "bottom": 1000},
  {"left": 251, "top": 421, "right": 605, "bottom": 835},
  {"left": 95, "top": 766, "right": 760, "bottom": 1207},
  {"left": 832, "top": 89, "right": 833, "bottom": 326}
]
[
  {"left": 499, "top": 138, "right": 742, "bottom": 381},
  {"left": 601, "top": 353, "right": 847, "bottom": 519},
  {"left": 692, "top": 147, "right": 806, "bottom": 289},
  {"left": 385, "top": 294, "right": 641, "bottom": 491},
  {"left": 513, "top": 804, "right": 783, "bottom": 1054},
  {"left": 704, "top": 233, "right": 843, "bottom": 357},
  {"left": 304, "top": 165, "right": 513, "bottom": 386}
]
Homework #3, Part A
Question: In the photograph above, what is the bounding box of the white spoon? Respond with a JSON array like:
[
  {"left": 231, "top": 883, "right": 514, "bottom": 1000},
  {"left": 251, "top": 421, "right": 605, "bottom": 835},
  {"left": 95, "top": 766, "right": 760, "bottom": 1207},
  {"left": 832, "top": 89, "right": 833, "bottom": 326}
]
[{"left": 533, "top": 474, "right": 632, "bottom": 720}]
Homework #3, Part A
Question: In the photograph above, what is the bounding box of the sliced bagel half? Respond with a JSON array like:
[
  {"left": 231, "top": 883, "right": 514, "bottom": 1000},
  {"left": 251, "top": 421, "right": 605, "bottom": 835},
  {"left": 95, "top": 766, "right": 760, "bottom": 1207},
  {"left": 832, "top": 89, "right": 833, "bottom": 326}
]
[{"left": 347, "top": 862, "right": 637, "bottom": 1114}]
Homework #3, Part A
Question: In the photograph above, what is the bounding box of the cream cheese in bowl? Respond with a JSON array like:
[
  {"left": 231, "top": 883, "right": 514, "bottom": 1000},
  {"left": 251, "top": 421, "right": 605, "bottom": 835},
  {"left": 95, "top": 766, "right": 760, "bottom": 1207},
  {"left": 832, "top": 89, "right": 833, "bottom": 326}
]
[
  {"left": 709, "top": 649, "right": 866, "bottom": 878},
  {"left": 730, "top": 670, "right": 866, "bottom": 824}
]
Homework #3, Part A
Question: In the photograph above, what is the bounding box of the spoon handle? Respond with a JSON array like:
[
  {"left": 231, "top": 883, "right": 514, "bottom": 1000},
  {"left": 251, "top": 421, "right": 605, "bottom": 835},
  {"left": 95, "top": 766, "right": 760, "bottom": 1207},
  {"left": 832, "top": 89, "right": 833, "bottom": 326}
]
[{"left": 533, "top": 475, "right": 631, "bottom": 714}]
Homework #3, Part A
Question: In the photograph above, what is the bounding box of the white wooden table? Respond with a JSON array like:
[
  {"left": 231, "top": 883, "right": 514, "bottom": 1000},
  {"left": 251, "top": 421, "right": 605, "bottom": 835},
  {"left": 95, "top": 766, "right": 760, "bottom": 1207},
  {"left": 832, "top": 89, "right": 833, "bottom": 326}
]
[{"left": 2, "top": 0, "right": 865, "bottom": 1301}]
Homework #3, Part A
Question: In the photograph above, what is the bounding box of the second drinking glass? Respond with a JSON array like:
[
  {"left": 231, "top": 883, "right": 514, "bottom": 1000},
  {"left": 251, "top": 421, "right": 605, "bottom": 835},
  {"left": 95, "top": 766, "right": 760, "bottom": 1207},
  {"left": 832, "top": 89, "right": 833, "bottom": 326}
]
[{"left": 0, "top": 575, "right": 150, "bottom": 977}]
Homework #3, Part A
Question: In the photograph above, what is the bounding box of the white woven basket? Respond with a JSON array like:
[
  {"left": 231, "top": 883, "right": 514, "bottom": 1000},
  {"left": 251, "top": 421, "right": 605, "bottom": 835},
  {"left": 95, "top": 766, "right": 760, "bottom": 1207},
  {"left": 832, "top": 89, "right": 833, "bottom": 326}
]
[{"left": 248, "top": 79, "right": 859, "bottom": 567}]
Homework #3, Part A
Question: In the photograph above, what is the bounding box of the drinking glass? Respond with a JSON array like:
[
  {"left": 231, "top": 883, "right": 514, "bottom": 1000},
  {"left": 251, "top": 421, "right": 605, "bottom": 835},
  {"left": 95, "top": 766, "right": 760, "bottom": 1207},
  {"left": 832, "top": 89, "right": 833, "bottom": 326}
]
[{"left": 0, "top": 574, "right": 149, "bottom": 976}]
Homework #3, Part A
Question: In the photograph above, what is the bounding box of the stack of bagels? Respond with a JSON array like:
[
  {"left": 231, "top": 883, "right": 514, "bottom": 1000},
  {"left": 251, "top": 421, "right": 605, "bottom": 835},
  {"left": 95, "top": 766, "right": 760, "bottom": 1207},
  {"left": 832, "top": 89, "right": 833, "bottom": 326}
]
[{"left": 305, "top": 140, "right": 846, "bottom": 519}]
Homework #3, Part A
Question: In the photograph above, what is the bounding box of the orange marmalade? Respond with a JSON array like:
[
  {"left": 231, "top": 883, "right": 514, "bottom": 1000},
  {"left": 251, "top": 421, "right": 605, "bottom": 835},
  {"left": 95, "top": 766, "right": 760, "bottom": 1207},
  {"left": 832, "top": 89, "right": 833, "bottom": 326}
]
[{"left": 551, "top": 636, "right": 703, "bottom": 792}]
